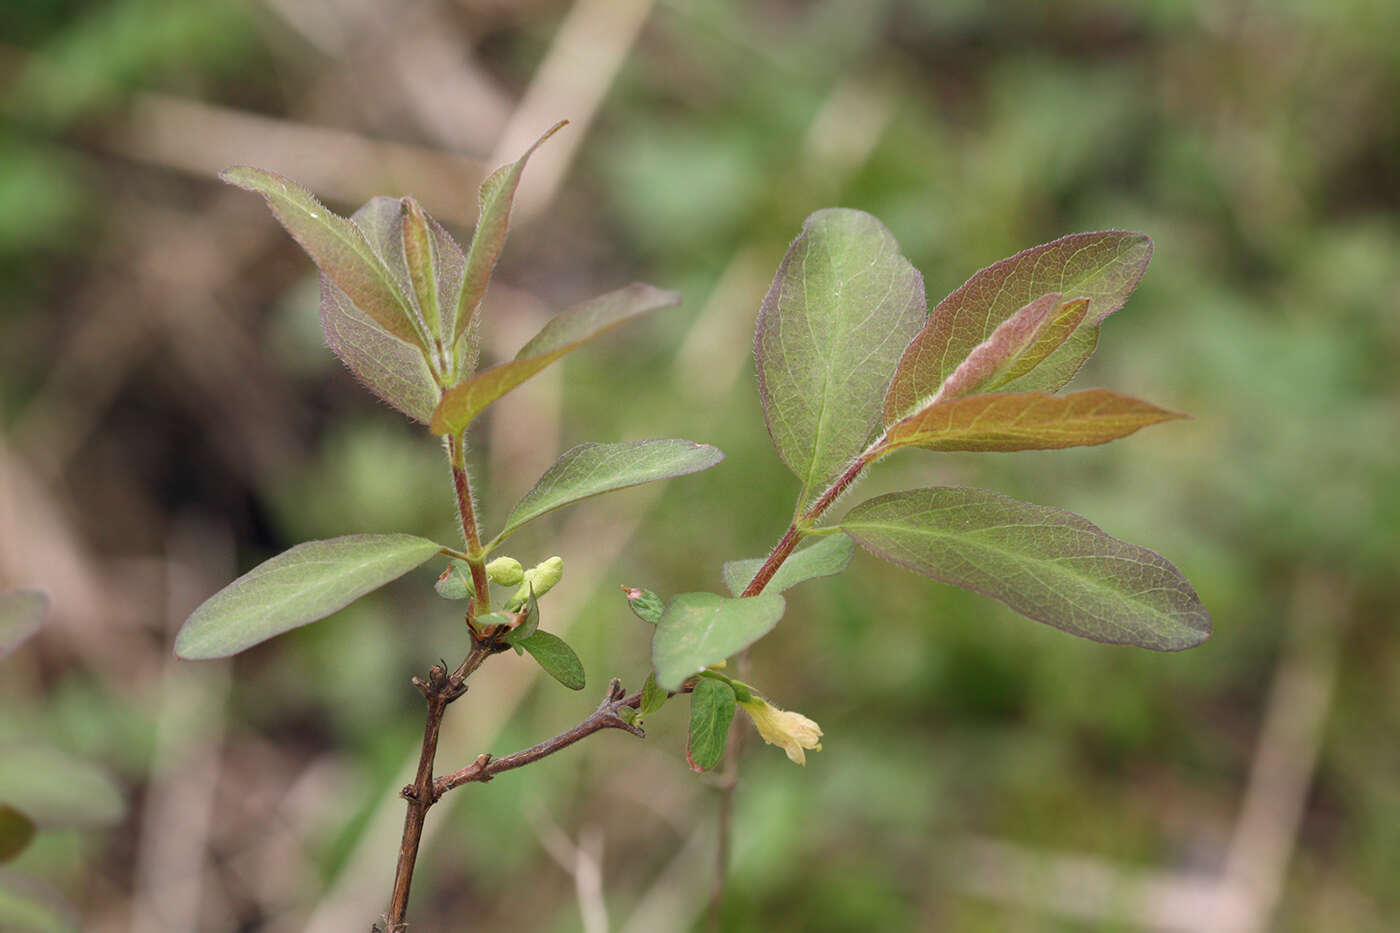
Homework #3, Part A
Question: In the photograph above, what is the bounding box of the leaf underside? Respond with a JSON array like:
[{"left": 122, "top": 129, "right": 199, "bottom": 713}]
[
  {"left": 221, "top": 166, "right": 423, "bottom": 346},
  {"left": 321, "top": 280, "right": 440, "bottom": 422},
  {"left": 755, "top": 208, "right": 926, "bottom": 503},
  {"left": 431, "top": 283, "right": 681, "bottom": 435},
  {"left": 497, "top": 439, "right": 724, "bottom": 546},
  {"left": 722, "top": 534, "right": 855, "bottom": 597},
  {"left": 175, "top": 534, "right": 443, "bottom": 659},
  {"left": 885, "top": 231, "right": 1152, "bottom": 423},
  {"left": 687, "top": 677, "right": 736, "bottom": 772},
  {"left": 840, "top": 487, "right": 1210, "bottom": 650},
  {"left": 652, "top": 592, "right": 786, "bottom": 691},
  {"left": 882, "top": 388, "right": 1184, "bottom": 453}
]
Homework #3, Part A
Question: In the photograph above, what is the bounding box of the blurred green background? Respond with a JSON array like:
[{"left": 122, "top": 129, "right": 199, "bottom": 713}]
[{"left": 2, "top": 0, "right": 1397, "bottom": 930}]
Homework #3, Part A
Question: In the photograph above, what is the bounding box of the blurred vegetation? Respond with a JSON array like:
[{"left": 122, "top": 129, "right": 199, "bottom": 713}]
[{"left": 1, "top": 0, "right": 1397, "bottom": 930}]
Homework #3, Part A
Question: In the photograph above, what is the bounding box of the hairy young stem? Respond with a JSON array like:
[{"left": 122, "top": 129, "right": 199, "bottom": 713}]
[
  {"left": 739, "top": 451, "right": 876, "bottom": 599},
  {"left": 446, "top": 432, "right": 492, "bottom": 608},
  {"left": 715, "top": 449, "right": 878, "bottom": 923}
]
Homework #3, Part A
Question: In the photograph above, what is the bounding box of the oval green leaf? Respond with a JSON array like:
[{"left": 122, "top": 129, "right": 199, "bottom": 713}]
[
  {"left": 220, "top": 166, "right": 425, "bottom": 347},
  {"left": 0, "top": 747, "right": 124, "bottom": 829},
  {"left": 841, "top": 488, "right": 1210, "bottom": 650},
  {"left": 0, "top": 805, "right": 36, "bottom": 864},
  {"left": 687, "top": 677, "right": 736, "bottom": 772},
  {"left": 495, "top": 439, "right": 724, "bottom": 547},
  {"left": 756, "top": 209, "right": 926, "bottom": 505},
  {"left": 722, "top": 534, "right": 855, "bottom": 597},
  {"left": 885, "top": 232, "right": 1152, "bottom": 423},
  {"left": 881, "top": 389, "right": 1184, "bottom": 453},
  {"left": 0, "top": 589, "right": 48, "bottom": 659},
  {"left": 175, "top": 534, "right": 443, "bottom": 659},
  {"left": 431, "top": 283, "right": 681, "bottom": 435},
  {"left": 517, "top": 629, "right": 585, "bottom": 691},
  {"left": 652, "top": 592, "right": 786, "bottom": 691}
]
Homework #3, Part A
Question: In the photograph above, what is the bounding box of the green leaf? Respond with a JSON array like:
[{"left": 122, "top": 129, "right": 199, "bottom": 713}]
[
  {"left": 687, "top": 677, "right": 736, "bottom": 772},
  {"left": 321, "top": 281, "right": 440, "bottom": 423},
  {"left": 0, "top": 805, "right": 35, "bottom": 864},
  {"left": 0, "top": 747, "right": 124, "bottom": 829},
  {"left": 0, "top": 873, "right": 79, "bottom": 932},
  {"left": 496, "top": 439, "right": 724, "bottom": 546},
  {"left": 880, "top": 389, "right": 1184, "bottom": 453},
  {"left": 175, "top": 534, "right": 443, "bottom": 659},
  {"left": 722, "top": 535, "right": 855, "bottom": 597},
  {"left": 639, "top": 672, "right": 668, "bottom": 718},
  {"left": 933, "top": 295, "right": 1089, "bottom": 402},
  {"left": 220, "top": 166, "right": 425, "bottom": 346},
  {"left": 431, "top": 283, "right": 681, "bottom": 434},
  {"left": 840, "top": 488, "right": 1210, "bottom": 651},
  {"left": 452, "top": 121, "right": 567, "bottom": 367},
  {"left": 884, "top": 232, "right": 1152, "bottom": 422},
  {"left": 517, "top": 629, "right": 585, "bottom": 690},
  {"left": 652, "top": 592, "right": 786, "bottom": 691},
  {"left": 434, "top": 559, "right": 473, "bottom": 600},
  {"left": 0, "top": 589, "right": 48, "bottom": 659},
  {"left": 504, "top": 586, "right": 541, "bottom": 645},
  {"left": 624, "top": 587, "right": 666, "bottom": 625},
  {"left": 756, "top": 209, "right": 926, "bottom": 504}
]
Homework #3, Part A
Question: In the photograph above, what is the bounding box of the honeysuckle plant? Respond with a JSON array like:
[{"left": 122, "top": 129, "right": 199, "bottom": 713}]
[
  {"left": 630, "top": 209, "right": 1210, "bottom": 772},
  {"left": 173, "top": 123, "right": 1209, "bottom": 930}
]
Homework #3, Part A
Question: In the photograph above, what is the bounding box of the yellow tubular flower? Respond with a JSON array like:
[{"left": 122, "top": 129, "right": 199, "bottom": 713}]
[{"left": 739, "top": 697, "right": 823, "bottom": 765}]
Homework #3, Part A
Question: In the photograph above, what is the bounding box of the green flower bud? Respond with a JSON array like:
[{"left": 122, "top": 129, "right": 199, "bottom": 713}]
[{"left": 485, "top": 557, "right": 524, "bottom": 586}]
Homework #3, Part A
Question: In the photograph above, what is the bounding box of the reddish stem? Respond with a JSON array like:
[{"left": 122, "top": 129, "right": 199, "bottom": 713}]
[{"left": 447, "top": 433, "right": 492, "bottom": 608}]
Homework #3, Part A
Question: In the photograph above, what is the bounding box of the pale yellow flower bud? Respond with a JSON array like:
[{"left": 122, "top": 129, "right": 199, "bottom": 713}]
[
  {"left": 738, "top": 697, "right": 823, "bottom": 765},
  {"left": 485, "top": 557, "right": 524, "bottom": 586},
  {"left": 508, "top": 556, "right": 564, "bottom": 608}
]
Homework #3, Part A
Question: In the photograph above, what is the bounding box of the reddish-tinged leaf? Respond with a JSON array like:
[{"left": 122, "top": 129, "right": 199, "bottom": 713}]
[
  {"left": 220, "top": 166, "right": 424, "bottom": 347},
  {"left": 936, "top": 295, "right": 1090, "bottom": 402},
  {"left": 841, "top": 487, "right": 1211, "bottom": 650},
  {"left": 885, "top": 232, "right": 1152, "bottom": 422},
  {"left": 321, "top": 280, "right": 440, "bottom": 423},
  {"left": 430, "top": 283, "right": 680, "bottom": 435},
  {"left": 452, "top": 121, "right": 567, "bottom": 363},
  {"left": 881, "top": 389, "right": 1183, "bottom": 453},
  {"left": 756, "top": 209, "right": 926, "bottom": 505},
  {"left": 401, "top": 197, "right": 446, "bottom": 342}
]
